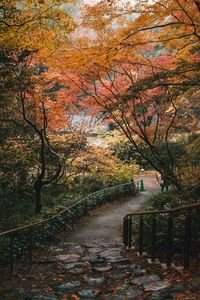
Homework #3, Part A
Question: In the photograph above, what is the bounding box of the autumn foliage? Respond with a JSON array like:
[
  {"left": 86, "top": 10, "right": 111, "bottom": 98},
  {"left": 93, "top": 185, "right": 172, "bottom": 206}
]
[
  {"left": 57, "top": 0, "right": 200, "bottom": 190},
  {"left": 0, "top": 0, "right": 200, "bottom": 219}
]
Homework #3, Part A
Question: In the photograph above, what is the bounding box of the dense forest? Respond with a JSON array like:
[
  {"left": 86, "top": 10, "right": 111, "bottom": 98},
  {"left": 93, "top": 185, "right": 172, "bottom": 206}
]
[{"left": 0, "top": 1, "right": 200, "bottom": 299}]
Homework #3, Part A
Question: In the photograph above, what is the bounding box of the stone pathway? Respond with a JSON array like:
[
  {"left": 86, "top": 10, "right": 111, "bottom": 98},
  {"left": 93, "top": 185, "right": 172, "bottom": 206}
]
[
  {"left": 67, "top": 175, "right": 159, "bottom": 244},
  {"left": 1, "top": 242, "right": 199, "bottom": 299},
  {"left": 1, "top": 175, "right": 200, "bottom": 299}
]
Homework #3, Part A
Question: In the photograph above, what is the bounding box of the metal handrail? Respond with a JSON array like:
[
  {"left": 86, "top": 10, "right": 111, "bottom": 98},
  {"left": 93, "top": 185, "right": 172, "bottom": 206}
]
[
  {"left": 0, "top": 181, "right": 136, "bottom": 273},
  {"left": 125, "top": 202, "right": 200, "bottom": 218},
  {"left": 123, "top": 201, "right": 200, "bottom": 270},
  {"left": 0, "top": 182, "right": 134, "bottom": 236}
]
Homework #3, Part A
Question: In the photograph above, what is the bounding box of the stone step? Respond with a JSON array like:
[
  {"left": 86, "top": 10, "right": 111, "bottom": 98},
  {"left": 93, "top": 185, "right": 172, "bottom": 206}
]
[{"left": 1, "top": 242, "right": 199, "bottom": 299}]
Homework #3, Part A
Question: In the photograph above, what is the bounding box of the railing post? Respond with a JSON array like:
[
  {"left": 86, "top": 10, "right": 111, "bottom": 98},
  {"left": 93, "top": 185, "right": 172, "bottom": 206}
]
[
  {"left": 117, "top": 186, "right": 120, "bottom": 197},
  {"left": 128, "top": 216, "right": 132, "bottom": 249},
  {"left": 123, "top": 216, "right": 128, "bottom": 246},
  {"left": 85, "top": 197, "right": 89, "bottom": 211},
  {"left": 9, "top": 233, "right": 14, "bottom": 274},
  {"left": 166, "top": 214, "right": 173, "bottom": 267},
  {"left": 41, "top": 223, "right": 45, "bottom": 241},
  {"left": 151, "top": 214, "right": 156, "bottom": 262},
  {"left": 64, "top": 211, "right": 68, "bottom": 232},
  {"left": 29, "top": 227, "right": 32, "bottom": 265},
  {"left": 184, "top": 213, "right": 192, "bottom": 269},
  {"left": 139, "top": 215, "right": 144, "bottom": 255}
]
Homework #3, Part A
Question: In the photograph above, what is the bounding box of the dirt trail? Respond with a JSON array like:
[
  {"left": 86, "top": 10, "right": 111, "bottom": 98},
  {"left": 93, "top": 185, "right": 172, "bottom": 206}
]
[{"left": 67, "top": 175, "right": 159, "bottom": 244}]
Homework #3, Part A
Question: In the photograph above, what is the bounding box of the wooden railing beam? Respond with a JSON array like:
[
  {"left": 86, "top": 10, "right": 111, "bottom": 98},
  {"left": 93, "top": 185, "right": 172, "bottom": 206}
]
[
  {"left": 151, "top": 215, "right": 156, "bottom": 262},
  {"left": 184, "top": 213, "right": 192, "bottom": 269},
  {"left": 166, "top": 215, "right": 173, "bottom": 267},
  {"left": 125, "top": 202, "right": 200, "bottom": 218},
  {"left": 124, "top": 204, "right": 199, "bottom": 270},
  {"left": 139, "top": 215, "right": 144, "bottom": 255}
]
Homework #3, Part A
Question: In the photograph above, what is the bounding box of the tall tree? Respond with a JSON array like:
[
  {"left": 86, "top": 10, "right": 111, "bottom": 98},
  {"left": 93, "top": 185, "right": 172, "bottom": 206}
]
[
  {"left": 0, "top": 0, "right": 78, "bottom": 213},
  {"left": 58, "top": 0, "right": 200, "bottom": 190}
]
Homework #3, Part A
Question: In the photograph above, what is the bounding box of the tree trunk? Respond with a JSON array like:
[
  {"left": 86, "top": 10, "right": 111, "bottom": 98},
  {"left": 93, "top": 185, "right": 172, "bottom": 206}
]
[
  {"left": 169, "top": 176, "right": 182, "bottom": 191},
  {"left": 35, "top": 180, "right": 42, "bottom": 213}
]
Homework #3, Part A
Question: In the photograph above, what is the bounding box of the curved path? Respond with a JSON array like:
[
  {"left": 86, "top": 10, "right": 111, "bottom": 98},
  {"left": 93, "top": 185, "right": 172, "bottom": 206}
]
[
  {"left": 67, "top": 175, "right": 159, "bottom": 244},
  {"left": 1, "top": 175, "right": 197, "bottom": 300}
]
